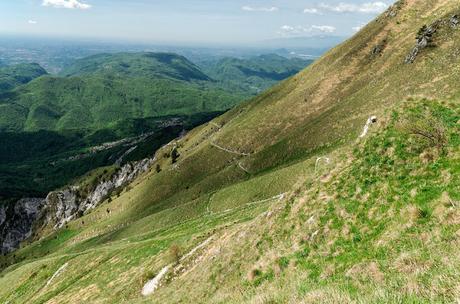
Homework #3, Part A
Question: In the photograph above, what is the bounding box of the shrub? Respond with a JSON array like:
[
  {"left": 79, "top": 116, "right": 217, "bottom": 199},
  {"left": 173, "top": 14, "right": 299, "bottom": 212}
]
[
  {"left": 277, "top": 256, "right": 290, "bottom": 270},
  {"left": 171, "top": 147, "right": 180, "bottom": 164},
  {"left": 169, "top": 244, "right": 182, "bottom": 264},
  {"left": 400, "top": 109, "right": 447, "bottom": 152}
]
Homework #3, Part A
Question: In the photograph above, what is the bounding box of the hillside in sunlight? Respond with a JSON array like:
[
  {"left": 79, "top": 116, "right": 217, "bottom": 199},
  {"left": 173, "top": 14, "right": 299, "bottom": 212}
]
[
  {"left": 1, "top": 0, "right": 460, "bottom": 303},
  {"left": 0, "top": 51, "right": 312, "bottom": 206},
  {"left": 0, "top": 63, "right": 47, "bottom": 94},
  {"left": 199, "top": 54, "right": 312, "bottom": 94}
]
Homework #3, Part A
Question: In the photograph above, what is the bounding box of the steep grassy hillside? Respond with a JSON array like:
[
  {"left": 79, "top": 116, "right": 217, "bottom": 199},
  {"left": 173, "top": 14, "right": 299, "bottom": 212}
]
[
  {"left": 0, "top": 51, "right": 311, "bottom": 204},
  {"left": 200, "top": 54, "right": 312, "bottom": 94},
  {"left": 1, "top": 0, "right": 460, "bottom": 303}
]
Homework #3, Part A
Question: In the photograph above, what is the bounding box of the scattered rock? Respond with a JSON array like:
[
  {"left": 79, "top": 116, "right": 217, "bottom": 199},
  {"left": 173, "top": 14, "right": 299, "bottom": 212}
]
[
  {"left": 386, "top": 0, "right": 404, "bottom": 18},
  {"left": 371, "top": 39, "right": 387, "bottom": 57},
  {"left": 359, "top": 116, "right": 378, "bottom": 138},
  {"left": 405, "top": 25, "right": 437, "bottom": 64},
  {"left": 450, "top": 15, "right": 459, "bottom": 29}
]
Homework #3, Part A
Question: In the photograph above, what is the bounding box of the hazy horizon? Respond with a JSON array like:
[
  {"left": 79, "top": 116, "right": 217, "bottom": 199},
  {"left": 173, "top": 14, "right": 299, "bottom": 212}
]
[{"left": 0, "top": 0, "right": 394, "bottom": 45}]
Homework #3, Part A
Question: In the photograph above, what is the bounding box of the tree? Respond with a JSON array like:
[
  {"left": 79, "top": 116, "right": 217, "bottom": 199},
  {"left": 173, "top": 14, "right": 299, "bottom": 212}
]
[{"left": 171, "top": 147, "right": 180, "bottom": 164}]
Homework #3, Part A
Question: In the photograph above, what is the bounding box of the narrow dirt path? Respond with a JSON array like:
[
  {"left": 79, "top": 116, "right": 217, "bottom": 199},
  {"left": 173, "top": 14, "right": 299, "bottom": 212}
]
[
  {"left": 141, "top": 265, "right": 170, "bottom": 296},
  {"left": 141, "top": 192, "right": 287, "bottom": 297},
  {"left": 141, "top": 236, "right": 214, "bottom": 296},
  {"left": 210, "top": 141, "right": 251, "bottom": 156},
  {"left": 46, "top": 263, "right": 69, "bottom": 287},
  {"left": 237, "top": 161, "right": 250, "bottom": 173}
]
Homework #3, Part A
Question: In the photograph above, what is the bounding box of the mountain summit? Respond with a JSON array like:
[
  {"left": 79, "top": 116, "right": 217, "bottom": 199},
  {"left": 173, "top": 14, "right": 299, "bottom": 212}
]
[{"left": 61, "top": 52, "right": 211, "bottom": 82}]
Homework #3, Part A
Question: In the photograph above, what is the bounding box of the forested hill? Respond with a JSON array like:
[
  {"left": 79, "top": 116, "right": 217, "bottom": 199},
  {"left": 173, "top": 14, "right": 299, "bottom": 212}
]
[
  {"left": 199, "top": 54, "right": 312, "bottom": 93},
  {"left": 60, "top": 52, "right": 210, "bottom": 81},
  {"left": 0, "top": 53, "right": 240, "bottom": 133},
  {"left": 0, "top": 63, "right": 47, "bottom": 94},
  {"left": 0, "top": 51, "right": 309, "bottom": 205}
]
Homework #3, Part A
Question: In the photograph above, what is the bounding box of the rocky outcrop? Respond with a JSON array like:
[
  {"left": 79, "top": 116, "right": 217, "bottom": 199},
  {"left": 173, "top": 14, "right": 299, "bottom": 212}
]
[
  {"left": 405, "top": 14, "right": 460, "bottom": 64},
  {"left": 0, "top": 157, "right": 155, "bottom": 254},
  {"left": 0, "top": 198, "right": 45, "bottom": 254},
  {"left": 43, "top": 157, "right": 155, "bottom": 230},
  {"left": 405, "top": 24, "right": 437, "bottom": 63},
  {"left": 450, "top": 15, "right": 459, "bottom": 28}
]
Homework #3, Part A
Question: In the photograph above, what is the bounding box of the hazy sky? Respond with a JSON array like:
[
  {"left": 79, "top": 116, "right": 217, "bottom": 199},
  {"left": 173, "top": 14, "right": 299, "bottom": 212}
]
[{"left": 0, "top": 0, "right": 393, "bottom": 45}]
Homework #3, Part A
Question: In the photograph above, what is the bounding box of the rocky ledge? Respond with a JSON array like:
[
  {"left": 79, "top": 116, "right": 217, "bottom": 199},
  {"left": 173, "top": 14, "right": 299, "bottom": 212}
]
[{"left": 0, "top": 157, "right": 154, "bottom": 254}]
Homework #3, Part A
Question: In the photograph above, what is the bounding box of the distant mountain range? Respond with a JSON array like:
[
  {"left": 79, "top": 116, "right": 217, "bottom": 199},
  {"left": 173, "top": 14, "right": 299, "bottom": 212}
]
[
  {"left": 4, "top": 1, "right": 460, "bottom": 303},
  {"left": 0, "top": 51, "right": 310, "bottom": 203},
  {"left": 199, "top": 54, "right": 312, "bottom": 94},
  {"left": 261, "top": 35, "right": 346, "bottom": 50}
]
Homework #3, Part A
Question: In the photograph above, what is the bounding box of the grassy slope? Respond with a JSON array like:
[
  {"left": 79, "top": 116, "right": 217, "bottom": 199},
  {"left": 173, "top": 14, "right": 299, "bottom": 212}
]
[
  {"left": 147, "top": 99, "right": 460, "bottom": 303},
  {"left": 0, "top": 51, "right": 313, "bottom": 203},
  {"left": 1, "top": 0, "right": 460, "bottom": 302}
]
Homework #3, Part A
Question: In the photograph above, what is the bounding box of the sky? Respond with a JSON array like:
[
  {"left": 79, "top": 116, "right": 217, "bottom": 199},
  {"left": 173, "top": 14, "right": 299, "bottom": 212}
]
[{"left": 0, "top": 0, "right": 394, "bottom": 45}]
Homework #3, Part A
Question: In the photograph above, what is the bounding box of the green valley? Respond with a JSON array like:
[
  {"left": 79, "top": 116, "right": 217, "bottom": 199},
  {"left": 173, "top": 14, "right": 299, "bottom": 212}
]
[
  {"left": 2, "top": 0, "right": 460, "bottom": 303},
  {"left": 0, "top": 51, "right": 309, "bottom": 207},
  {"left": 199, "top": 54, "right": 313, "bottom": 94}
]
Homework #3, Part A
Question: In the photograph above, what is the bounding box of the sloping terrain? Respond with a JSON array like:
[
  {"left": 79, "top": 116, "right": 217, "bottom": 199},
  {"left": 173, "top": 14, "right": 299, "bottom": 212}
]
[
  {"left": 60, "top": 52, "right": 211, "bottom": 81},
  {"left": 200, "top": 54, "right": 312, "bottom": 94},
  {"left": 1, "top": 0, "right": 460, "bottom": 303},
  {"left": 0, "top": 53, "right": 239, "bottom": 133},
  {"left": 0, "top": 63, "right": 47, "bottom": 94},
  {"left": 0, "top": 51, "right": 311, "bottom": 208}
]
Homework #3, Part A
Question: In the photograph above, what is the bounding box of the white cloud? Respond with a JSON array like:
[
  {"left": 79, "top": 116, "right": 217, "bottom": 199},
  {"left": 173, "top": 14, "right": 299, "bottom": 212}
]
[
  {"left": 319, "top": 2, "right": 389, "bottom": 14},
  {"left": 278, "top": 24, "right": 336, "bottom": 37},
  {"left": 311, "top": 25, "right": 336, "bottom": 33},
  {"left": 303, "top": 8, "right": 320, "bottom": 14},
  {"left": 242, "top": 6, "right": 279, "bottom": 12},
  {"left": 42, "top": 0, "right": 91, "bottom": 10},
  {"left": 28, "top": 20, "right": 38, "bottom": 24}
]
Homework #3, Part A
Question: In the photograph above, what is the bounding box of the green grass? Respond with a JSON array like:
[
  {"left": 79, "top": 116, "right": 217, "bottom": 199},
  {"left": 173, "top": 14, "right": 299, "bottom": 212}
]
[{"left": 2, "top": 1, "right": 460, "bottom": 303}]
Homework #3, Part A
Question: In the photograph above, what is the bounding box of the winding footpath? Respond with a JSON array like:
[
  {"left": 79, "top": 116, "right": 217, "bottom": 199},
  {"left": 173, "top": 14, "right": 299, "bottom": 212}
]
[
  {"left": 46, "top": 262, "right": 69, "bottom": 287},
  {"left": 142, "top": 193, "right": 287, "bottom": 297},
  {"left": 141, "top": 236, "right": 214, "bottom": 296},
  {"left": 209, "top": 141, "right": 251, "bottom": 156}
]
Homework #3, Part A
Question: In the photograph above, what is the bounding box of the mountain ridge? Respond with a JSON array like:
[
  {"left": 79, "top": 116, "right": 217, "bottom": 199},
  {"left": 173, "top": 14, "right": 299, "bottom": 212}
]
[
  {"left": 199, "top": 53, "right": 312, "bottom": 94},
  {"left": 60, "top": 52, "right": 211, "bottom": 82},
  {"left": 2, "top": 1, "right": 460, "bottom": 302}
]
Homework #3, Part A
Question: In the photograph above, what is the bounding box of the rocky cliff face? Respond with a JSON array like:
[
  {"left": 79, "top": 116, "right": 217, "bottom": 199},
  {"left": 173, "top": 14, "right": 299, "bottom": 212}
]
[
  {"left": 0, "top": 198, "right": 45, "bottom": 254},
  {"left": 0, "top": 157, "right": 154, "bottom": 254},
  {"left": 43, "top": 157, "right": 154, "bottom": 230}
]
